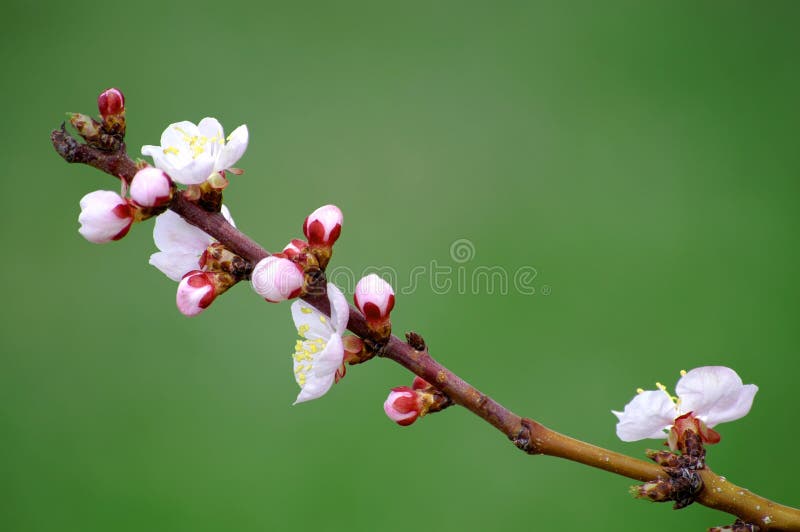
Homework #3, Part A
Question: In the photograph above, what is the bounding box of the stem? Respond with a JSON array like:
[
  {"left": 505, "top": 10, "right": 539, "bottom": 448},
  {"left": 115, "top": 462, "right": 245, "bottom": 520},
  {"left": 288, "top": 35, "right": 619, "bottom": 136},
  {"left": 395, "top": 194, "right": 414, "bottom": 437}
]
[{"left": 52, "top": 129, "right": 800, "bottom": 531}]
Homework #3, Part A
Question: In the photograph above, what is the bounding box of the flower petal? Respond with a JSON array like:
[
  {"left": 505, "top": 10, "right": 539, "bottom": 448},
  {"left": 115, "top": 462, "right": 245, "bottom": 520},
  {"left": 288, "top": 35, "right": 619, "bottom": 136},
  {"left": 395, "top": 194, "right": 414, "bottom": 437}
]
[
  {"left": 160, "top": 121, "right": 198, "bottom": 148},
  {"left": 326, "top": 283, "right": 350, "bottom": 333},
  {"left": 293, "top": 334, "right": 344, "bottom": 405},
  {"left": 294, "top": 372, "right": 336, "bottom": 405},
  {"left": 198, "top": 117, "right": 225, "bottom": 160},
  {"left": 153, "top": 210, "right": 214, "bottom": 254},
  {"left": 220, "top": 204, "right": 236, "bottom": 228},
  {"left": 676, "top": 366, "right": 758, "bottom": 427},
  {"left": 149, "top": 251, "right": 203, "bottom": 282},
  {"left": 613, "top": 390, "right": 676, "bottom": 441},
  {"left": 291, "top": 300, "right": 333, "bottom": 341},
  {"left": 311, "top": 333, "right": 344, "bottom": 376},
  {"left": 216, "top": 124, "right": 249, "bottom": 171},
  {"left": 165, "top": 156, "right": 215, "bottom": 185}
]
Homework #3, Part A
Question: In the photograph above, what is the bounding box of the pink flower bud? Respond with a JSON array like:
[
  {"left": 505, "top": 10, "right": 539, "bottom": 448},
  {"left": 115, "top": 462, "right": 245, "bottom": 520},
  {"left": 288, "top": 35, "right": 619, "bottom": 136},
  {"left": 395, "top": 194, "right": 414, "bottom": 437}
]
[
  {"left": 97, "top": 88, "right": 125, "bottom": 119},
  {"left": 251, "top": 256, "right": 305, "bottom": 302},
  {"left": 303, "top": 204, "right": 342, "bottom": 247},
  {"left": 78, "top": 190, "right": 134, "bottom": 243},
  {"left": 282, "top": 239, "right": 308, "bottom": 259},
  {"left": 130, "top": 167, "right": 173, "bottom": 207},
  {"left": 384, "top": 386, "right": 421, "bottom": 426},
  {"left": 354, "top": 274, "right": 395, "bottom": 323},
  {"left": 176, "top": 271, "right": 216, "bottom": 317}
]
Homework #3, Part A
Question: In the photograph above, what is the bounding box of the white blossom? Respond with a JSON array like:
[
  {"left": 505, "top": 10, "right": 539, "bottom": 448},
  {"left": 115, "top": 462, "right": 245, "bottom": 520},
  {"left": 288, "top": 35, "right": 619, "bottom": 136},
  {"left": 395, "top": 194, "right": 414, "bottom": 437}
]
[
  {"left": 613, "top": 366, "right": 758, "bottom": 442},
  {"left": 149, "top": 205, "right": 235, "bottom": 281},
  {"left": 141, "top": 118, "right": 248, "bottom": 185},
  {"left": 290, "top": 283, "right": 349, "bottom": 404}
]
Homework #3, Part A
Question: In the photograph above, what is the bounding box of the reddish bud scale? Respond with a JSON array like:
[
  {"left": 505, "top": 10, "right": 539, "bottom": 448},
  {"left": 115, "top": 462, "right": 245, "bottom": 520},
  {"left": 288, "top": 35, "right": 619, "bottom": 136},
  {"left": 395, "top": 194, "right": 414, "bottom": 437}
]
[
  {"left": 110, "top": 203, "right": 134, "bottom": 240},
  {"left": 412, "top": 376, "right": 431, "bottom": 390},
  {"left": 282, "top": 239, "right": 308, "bottom": 259},
  {"left": 670, "top": 412, "right": 721, "bottom": 450},
  {"left": 185, "top": 271, "right": 216, "bottom": 309}
]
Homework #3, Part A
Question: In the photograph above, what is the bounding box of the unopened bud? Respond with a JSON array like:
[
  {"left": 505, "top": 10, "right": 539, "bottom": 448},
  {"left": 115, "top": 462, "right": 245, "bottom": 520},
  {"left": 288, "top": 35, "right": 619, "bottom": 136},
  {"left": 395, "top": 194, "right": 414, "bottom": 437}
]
[
  {"left": 97, "top": 88, "right": 125, "bottom": 119},
  {"left": 354, "top": 274, "right": 395, "bottom": 324},
  {"left": 303, "top": 204, "right": 342, "bottom": 248},
  {"left": 97, "top": 87, "right": 126, "bottom": 136},
  {"left": 176, "top": 271, "right": 216, "bottom": 317},
  {"left": 282, "top": 239, "right": 308, "bottom": 259},
  {"left": 631, "top": 480, "right": 672, "bottom": 503},
  {"left": 251, "top": 256, "right": 305, "bottom": 302},
  {"left": 130, "top": 167, "right": 173, "bottom": 207},
  {"left": 70, "top": 113, "right": 102, "bottom": 141},
  {"left": 78, "top": 190, "right": 133, "bottom": 243},
  {"left": 384, "top": 386, "right": 422, "bottom": 426}
]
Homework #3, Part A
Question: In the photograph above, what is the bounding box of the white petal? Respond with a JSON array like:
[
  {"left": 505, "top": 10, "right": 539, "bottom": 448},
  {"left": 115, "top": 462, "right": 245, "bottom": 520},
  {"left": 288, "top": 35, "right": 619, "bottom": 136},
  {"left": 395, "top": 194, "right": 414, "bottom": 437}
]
[
  {"left": 149, "top": 251, "right": 202, "bottom": 282},
  {"left": 165, "top": 156, "right": 215, "bottom": 185},
  {"left": 311, "top": 333, "right": 344, "bottom": 376},
  {"left": 198, "top": 117, "right": 224, "bottom": 138},
  {"left": 216, "top": 124, "right": 249, "bottom": 171},
  {"left": 291, "top": 300, "right": 333, "bottom": 341},
  {"left": 326, "top": 283, "right": 350, "bottom": 333},
  {"left": 676, "top": 366, "right": 758, "bottom": 427},
  {"left": 220, "top": 204, "right": 236, "bottom": 228},
  {"left": 153, "top": 210, "right": 214, "bottom": 254},
  {"left": 613, "top": 390, "right": 676, "bottom": 442},
  {"left": 161, "top": 121, "right": 198, "bottom": 148},
  {"left": 141, "top": 145, "right": 161, "bottom": 158},
  {"left": 294, "top": 373, "right": 336, "bottom": 405},
  {"left": 198, "top": 117, "right": 225, "bottom": 160}
]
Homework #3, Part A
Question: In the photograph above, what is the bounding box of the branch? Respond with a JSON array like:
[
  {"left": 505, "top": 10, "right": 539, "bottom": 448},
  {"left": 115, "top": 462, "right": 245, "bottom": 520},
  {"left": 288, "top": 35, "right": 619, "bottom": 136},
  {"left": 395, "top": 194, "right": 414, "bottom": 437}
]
[{"left": 52, "top": 126, "right": 800, "bottom": 531}]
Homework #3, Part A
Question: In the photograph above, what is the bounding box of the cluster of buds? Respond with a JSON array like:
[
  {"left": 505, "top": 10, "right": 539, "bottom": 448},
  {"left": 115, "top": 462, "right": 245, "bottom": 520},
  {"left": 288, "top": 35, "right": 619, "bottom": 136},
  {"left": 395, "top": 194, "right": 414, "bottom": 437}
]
[
  {"left": 77, "top": 166, "right": 174, "bottom": 244},
  {"left": 74, "top": 89, "right": 253, "bottom": 317},
  {"left": 69, "top": 88, "right": 127, "bottom": 152},
  {"left": 251, "top": 205, "right": 343, "bottom": 303},
  {"left": 383, "top": 376, "right": 452, "bottom": 426}
]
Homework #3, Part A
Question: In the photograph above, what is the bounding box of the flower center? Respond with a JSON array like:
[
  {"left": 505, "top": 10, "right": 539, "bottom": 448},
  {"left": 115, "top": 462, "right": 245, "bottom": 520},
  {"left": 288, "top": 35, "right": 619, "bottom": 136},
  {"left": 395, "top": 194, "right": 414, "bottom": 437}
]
[
  {"left": 163, "top": 126, "right": 224, "bottom": 160},
  {"left": 293, "top": 327, "right": 327, "bottom": 387}
]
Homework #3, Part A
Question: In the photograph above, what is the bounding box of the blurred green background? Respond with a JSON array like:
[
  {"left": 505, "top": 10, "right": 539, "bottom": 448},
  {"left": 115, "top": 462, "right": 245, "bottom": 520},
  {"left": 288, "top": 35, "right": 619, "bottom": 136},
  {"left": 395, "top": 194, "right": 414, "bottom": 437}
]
[{"left": 2, "top": 1, "right": 799, "bottom": 530}]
